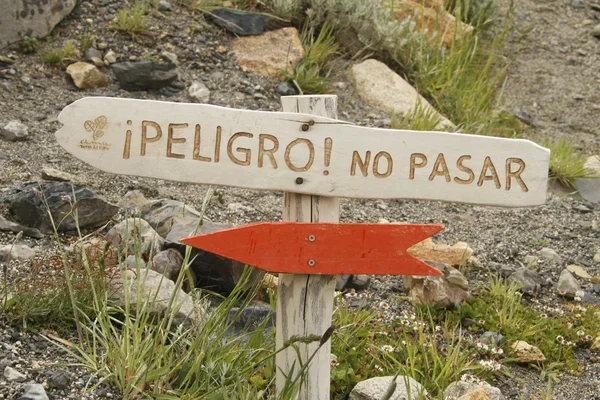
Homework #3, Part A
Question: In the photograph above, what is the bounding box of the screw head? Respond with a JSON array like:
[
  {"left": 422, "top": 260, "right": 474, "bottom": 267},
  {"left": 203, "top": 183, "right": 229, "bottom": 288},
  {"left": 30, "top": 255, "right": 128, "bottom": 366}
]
[
  {"left": 295, "top": 177, "right": 304, "bottom": 184},
  {"left": 308, "top": 235, "right": 316, "bottom": 242},
  {"left": 308, "top": 259, "right": 316, "bottom": 267},
  {"left": 302, "top": 124, "right": 310, "bottom": 131}
]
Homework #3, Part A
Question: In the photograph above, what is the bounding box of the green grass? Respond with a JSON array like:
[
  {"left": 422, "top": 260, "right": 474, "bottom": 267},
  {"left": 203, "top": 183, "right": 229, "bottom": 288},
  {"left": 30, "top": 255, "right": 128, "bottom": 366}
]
[
  {"left": 390, "top": 99, "right": 447, "bottom": 132},
  {"left": 20, "top": 37, "right": 40, "bottom": 54},
  {"left": 41, "top": 41, "right": 79, "bottom": 66},
  {"left": 114, "top": 1, "right": 150, "bottom": 36},
  {"left": 544, "top": 138, "right": 598, "bottom": 189}
]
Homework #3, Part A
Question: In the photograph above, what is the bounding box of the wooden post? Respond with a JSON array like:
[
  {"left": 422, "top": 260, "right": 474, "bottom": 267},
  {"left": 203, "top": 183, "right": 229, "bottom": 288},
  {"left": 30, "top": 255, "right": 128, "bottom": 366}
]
[{"left": 276, "top": 95, "right": 339, "bottom": 399}]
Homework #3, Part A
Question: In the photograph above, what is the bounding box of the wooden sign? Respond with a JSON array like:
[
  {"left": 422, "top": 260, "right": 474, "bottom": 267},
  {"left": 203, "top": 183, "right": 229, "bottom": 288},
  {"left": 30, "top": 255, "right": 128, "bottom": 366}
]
[
  {"left": 181, "top": 222, "right": 444, "bottom": 276},
  {"left": 56, "top": 97, "right": 550, "bottom": 207}
]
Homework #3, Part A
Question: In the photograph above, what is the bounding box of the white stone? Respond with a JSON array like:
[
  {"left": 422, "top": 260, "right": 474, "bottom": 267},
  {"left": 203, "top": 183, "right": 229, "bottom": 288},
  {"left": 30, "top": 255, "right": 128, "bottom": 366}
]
[
  {"left": 575, "top": 155, "right": 600, "bottom": 203},
  {"left": 557, "top": 269, "right": 581, "bottom": 298},
  {"left": 1, "top": 120, "right": 29, "bottom": 141},
  {"left": 105, "top": 217, "right": 164, "bottom": 256},
  {"left": 566, "top": 264, "right": 593, "bottom": 280},
  {"left": 351, "top": 59, "right": 453, "bottom": 129},
  {"left": 349, "top": 375, "right": 424, "bottom": 400},
  {"left": 104, "top": 50, "right": 117, "bottom": 64},
  {"left": 188, "top": 81, "right": 210, "bottom": 103},
  {"left": 445, "top": 381, "right": 505, "bottom": 400},
  {"left": 4, "top": 366, "right": 26, "bottom": 382},
  {"left": 66, "top": 62, "right": 107, "bottom": 89},
  {"left": 0, "top": 244, "right": 37, "bottom": 262},
  {"left": 41, "top": 167, "right": 73, "bottom": 182}
]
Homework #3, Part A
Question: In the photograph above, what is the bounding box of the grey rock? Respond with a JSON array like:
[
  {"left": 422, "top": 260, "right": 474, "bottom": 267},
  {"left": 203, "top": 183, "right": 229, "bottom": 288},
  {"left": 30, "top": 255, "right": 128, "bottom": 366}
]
[
  {"left": 444, "top": 381, "right": 505, "bottom": 400},
  {"left": 557, "top": 269, "right": 581, "bottom": 298},
  {"left": 151, "top": 248, "right": 193, "bottom": 290},
  {"left": 1, "top": 120, "right": 29, "bottom": 141},
  {"left": 209, "top": 8, "right": 269, "bottom": 36},
  {"left": 593, "top": 24, "right": 600, "bottom": 39},
  {"left": 85, "top": 47, "right": 102, "bottom": 62},
  {"left": 110, "top": 267, "right": 206, "bottom": 328},
  {"left": 0, "top": 215, "right": 44, "bottom": 238},
  {"left": 347, "top": 274, "right": 371, "bottom": 291},
  {"left": 479, "top": 331, "right": 506, "bottom": 346},
  {"left": 188, "top": 80, "right": 210, "bottom": 103},
  {"left": 539, "top": 247, "right": 561, "bottom": 264},
  {"left": 0, "top": 0, "right": 77, "bottom": 48},
  {"left": 112, "top": 61, "right": 178, "bottom": 90},
  {"left": 226, "top": 304, "right": 275, "bottom": 343},
  {"left": 17, "top": 383, "right": 49, "bottom": 400},
  {"left": 406, "top": 262, "right": 469, "bottom": 308},
  {"left": 141, "top": 198, "right": 203, "bottom": 238},
  {"left": 4, "top": 365, "right": 26, "bottom": 382},
  {"left": 349, "top": 375, "right": 424, "bottom": 400},
  {"left": 277, "top": 81, "right": 297, "bottom": 96},
  {"left": 575, "top": 156, "right": 600, "bottom": 202},
  {"left": 158, "top": 0, "right": 172, "bottom": 11},
  {"left": 41, "top": 167, "right": 72, "bottom": 182},
  {"left": 106, "top": 218, "right": 165, "bottom": 257},
  {"left": 47, "top": 370, "right": 70, "bottom": 389},
  {"left": 336, "top": 274, "right": 352, "bottom": 291},
  {"left": 508, "top": 267, "right": 543, "bottom": 294},
  {"left": 165, "top": 221, "right": 265, "bottom": 293},
  {"left": 160, "top": 51, "right": 178, "bottom": 65},
  {"left": 0, "top": 244, "right": 37, "bottom": 262},
  {"left": 120, "top": 190, "right": 152, "bottom": 216},
  {"left": 1, "top": 182, "right": 119, "bottom": 233},
  {"left": 126, "top": 254, "right": 147, "bottom": 269},
  {"left": 104, "top": 50, "right": 117, "bottom": 64}
]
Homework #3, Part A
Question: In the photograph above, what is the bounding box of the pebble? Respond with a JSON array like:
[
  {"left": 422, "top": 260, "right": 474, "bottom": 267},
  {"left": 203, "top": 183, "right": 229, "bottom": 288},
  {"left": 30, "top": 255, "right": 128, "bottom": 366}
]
[
  {"left": 539, "top": 247, "right": 561, "bottom": 264},
  {"left": 0, "top": 120, "right": 29, "bottom": 141},
  {"left": 593, "top": 24, "right": 600, "bottom": 38},
  {"left": 17, "top": 383, "right": 49, "bottom": 400},
  {"left": 4, "top": 366, "right": 26, "bottom": 382}
]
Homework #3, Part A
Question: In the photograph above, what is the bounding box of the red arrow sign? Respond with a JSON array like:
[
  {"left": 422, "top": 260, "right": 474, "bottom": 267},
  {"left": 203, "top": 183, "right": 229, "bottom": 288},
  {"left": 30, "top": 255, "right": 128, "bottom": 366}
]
[{"left": 181, "top": 222, "right": 444, "bottom": 276}]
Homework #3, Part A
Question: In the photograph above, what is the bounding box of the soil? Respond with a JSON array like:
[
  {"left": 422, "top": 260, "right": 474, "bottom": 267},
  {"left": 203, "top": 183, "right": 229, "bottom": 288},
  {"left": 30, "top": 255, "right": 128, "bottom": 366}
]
[{"left": 0, "top": 0, "right": 599, "bottom": 399}]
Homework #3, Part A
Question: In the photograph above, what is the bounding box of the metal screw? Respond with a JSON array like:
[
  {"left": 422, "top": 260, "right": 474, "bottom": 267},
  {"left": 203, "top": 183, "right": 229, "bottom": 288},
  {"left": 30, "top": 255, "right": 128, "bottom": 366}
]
[
  {"left": 308, "top": 235, "right": 316, "bottom": 242},
  {"left": 295, "top": 177, "right": 304, "bottom": 184},
  {"left": 301, "top": 124, "right": 310, "bottom": 131},
  {"left": 308, "top": 259, "right": 316, "bottom": 267}
]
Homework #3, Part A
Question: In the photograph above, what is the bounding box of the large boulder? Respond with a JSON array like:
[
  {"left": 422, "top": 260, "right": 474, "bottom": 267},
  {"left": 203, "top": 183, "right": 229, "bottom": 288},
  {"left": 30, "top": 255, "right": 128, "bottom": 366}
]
[
  {"left": 0, "top": 182, "right": 119, "bottom": 233},
  {"left": 351, "top": 59, "right": 453, "bottom": 130},
  {"left": 232, "top": 27, "right": 304, "bottom": 78},
  {"left": 0, "top": 0, "right": 77, "bottom": 48}
]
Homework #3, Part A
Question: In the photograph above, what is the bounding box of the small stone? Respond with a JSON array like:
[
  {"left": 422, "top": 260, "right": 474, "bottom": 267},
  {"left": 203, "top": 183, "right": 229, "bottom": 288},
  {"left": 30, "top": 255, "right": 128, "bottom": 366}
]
[
  {"left": 277, "top": 80, "right": 297, "bottom": 96},
  {"left": 347, "top": 274, "right": 371, "bottom": 291},
  {"left": 188, "top": 81, "right": 210, "bottom": 103},
  {"left": 594, "top": 249, "right": 600, "bottom": 263},
  {"left": 593, "top": 24, "right": 600, "bottom": 38},
  {"left": 66, "top": 62, "right": 108, "bottom": 89},
  {"left": 106, "top": 218, "right": 164, "bottom": 257},
  {"left": 479, "top": 332, "right": 505, "bottom": 346},
  {"left": 408, "top": 237, "right": 473, "bottom": 266},
  {"left": 508, "top": 267, "right": 543, "bottom": 295},
  {"left": 158, "top": 0, "right": 172, "bottom": 11},
  {"left": 557, "top": 269, "right": 581, "bottom": 298},
  {"left": 104, "top": 50, "right": 117, "bottom": 64},
  {"left": 0, "top": 244, "right": 37, "bottom": 262},
  {"left": 17, "top": 383, "right": 49, "bottom": 400},
  {"left": 47, "top": 370, "right": 71, "bottom": 389},
  {"left": 217, "top": 45, "right": 227, "bottom": 54},
  {"left": 112, "top": 61, "right": 178, "bottom": 91},
  {"left": 4, "top": 366, "right": 26, "bottom": 382},
  {"left": 567, "top": 264, "right": 593, "bottom": 280},
  {"left": 444, "top": 381, "right": 505, "bottom": 400},
  {"left": 511, "top": 340, "right": 545, "bottom": 363},
  {"left": 539, "top": 247, "right": 561, "bottom": 264},
  {"left": 209, "top": 8, "right": 269, "bottom": 36},
  {"left": 591, "top": 337, "right": 600, "bottom": 353},
  {"left": 406, "top": 263, "right": 469, "bottom": 308},
  {"left": 160, "top": 51, "right": 178, "bottom": 65},
  {"left": 41, "top": 167, "right": 72, "bottom": 182},
  {"left": 1, "top": 120, "right": 29, "bottom": 141}
]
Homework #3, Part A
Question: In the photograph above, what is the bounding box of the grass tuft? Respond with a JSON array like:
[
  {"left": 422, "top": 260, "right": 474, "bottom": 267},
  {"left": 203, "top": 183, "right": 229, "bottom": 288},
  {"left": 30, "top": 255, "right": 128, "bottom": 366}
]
[
  {"left": 113, "top": 1, "right": 150, "bottom": 36},
  {"left": 41, "top": 42, "right": 79, "bottom": 66},
  {"left": 544, "top": 138, "right": 598, "bottom": 189}
]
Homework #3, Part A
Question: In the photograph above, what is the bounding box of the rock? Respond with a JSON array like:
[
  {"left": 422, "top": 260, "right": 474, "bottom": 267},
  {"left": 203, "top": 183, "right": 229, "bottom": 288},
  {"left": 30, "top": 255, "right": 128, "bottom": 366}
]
[
  {"left": 511, "top": 340, "right": 545, "bottom": 363},
  {"left": 232, "top": 27, "right": 304, "bottom": 78},
  {"left": 348, "top": 274, "right": 371, "bottom": 291},
  {"left": 595, "top": 249, "right": 600, "bottom": 263},
  {"left": 110, "top": 268, "right": 205, "bottom": 328},
  {"left": 408, "top": 237, "right": 473, "bottom": 266},
  {"left": 1, "top": 120, "right": 29, "bottom": 141},
  {"left": 47, "top": 370, "right": 70, "bottom": 389},
  {"left": 85, "top": 47, "right": 101, "bottom": 62},
  {"left": 406, "top": 262, "right": 469, "bottom": 308},
  {"left": 575, "top": 155, "right": 600, "bottom": 202},
  {"left": 0, "top": 0, "right": 77, "bottom": 48},
  {"left": 507, "top": 267, "right": 543, "bottom": 295},
  {"left": 557, "top": 269, "right": 581, "bottom": 298},
  {"left": 226, "top": 304, "right": 275, "bottom": 343},
  {"left": 277, "top": 80, "right": 298, "bottom": 96},
  {"left": 0, "top": 244, "right": 37, "bottom": 262},
  {"left": 479, "top": 332, "right": 505, "bottom": 346},
  {"left": 591, "top": 337, "right": 600, "bottom": 353},
  {"left": 4, "top": 366, "right": 26, "bottom": 382},
  {"left": 158, "top": 0, "right": 172, "bottom": 11},
  {"left": 383, "top": 0, "right": 473, "bottom": 47},
  {"left": 349, "top": 375, "right": 424, "bottom": 400},
  {"left": 0, "top": 215, "right": 44, "bottom": 238},
  {"left": 66, "top": 62, "right": 107, "bottom": 89},
  {"left": 160, "top": 50, "right": 178, "bottom": 65},
  {"left": 209, "top": 8, "right": 269, "bottom": 36},
  {"left": 104, "top": 50, "right": 117, "bottom": 64},
  {"left": 188, "top": 80, "right": 210, "bottom": 103},
  {"left": 336, "top": 274, "right": 352, "bottom": 291},
  {"left": 567, "top": 264, "right": 593, "bottom": 280},
  {"left": 539, "top": 247, "right": 561, "bottom": 263},
  {"left": 141, "top": 198, "right": 203, "bottom": 238},
  {"left": 112, "top": 61, "right": 178, "bottom": 91},
  {"left": 41, "top": 167, "right": 73, "bottom": 182},
  {"left": 16, "top": 383, "right": 49, "bottom": 400},
  {"left": 351, "top": 59, "right": 452, "bottom": 129},
  {"left": 151, "top": 248, "right": 194, "bottom": 290},
  {"left": 593, "top": 24, "right": 600, "bottom": 39},
  {"left": 165, "top": 221, "right": 265, "bottom": 293},
  {"left": 444, "top": 381, "right": 505, "bottom": 400},
  {"left": 120, "top": 190, "right": 152, "bottom": 216},
  {"left": 106, "top": 218, "right": 165, "bottom": 257},
  {"left": 2, "top": 182, "right": 119, "bottom": 233}
]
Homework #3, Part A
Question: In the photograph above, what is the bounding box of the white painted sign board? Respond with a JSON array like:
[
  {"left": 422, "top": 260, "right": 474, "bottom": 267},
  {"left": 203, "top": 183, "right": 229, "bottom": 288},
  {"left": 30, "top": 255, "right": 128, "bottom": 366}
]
[{"left": 56, "top": 97, "right": 550, "bottom": 206}]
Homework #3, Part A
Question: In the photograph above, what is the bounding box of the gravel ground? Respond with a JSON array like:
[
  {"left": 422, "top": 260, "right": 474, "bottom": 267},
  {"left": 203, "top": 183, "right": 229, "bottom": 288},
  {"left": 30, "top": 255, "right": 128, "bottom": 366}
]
[{"left": 0, "top": 0, "right": 599, "bottom": 399}]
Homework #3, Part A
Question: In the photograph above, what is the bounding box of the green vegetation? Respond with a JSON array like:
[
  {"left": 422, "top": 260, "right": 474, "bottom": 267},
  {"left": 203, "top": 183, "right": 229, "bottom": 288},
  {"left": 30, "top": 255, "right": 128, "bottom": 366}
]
[
  {"left": 282, "top": 23, "right": 339, "bottom": 95},
  {"left": 544, "top": 137, "right": 598, "bottom": 189},
  {"left": 20, "top": 37, "right": 40, "bottom": 54},
  {"left": 41, "top": 41, "right": 79, "bottom": 66},
  {"left": 113, "top": 1, "right": 150, "bottom": 36}
]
